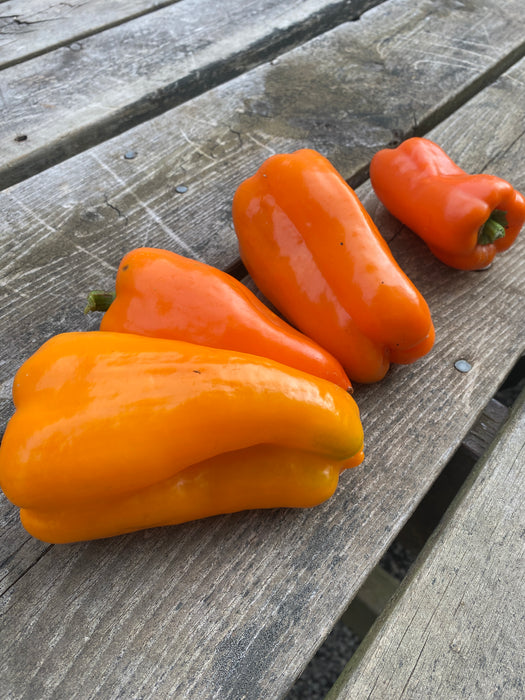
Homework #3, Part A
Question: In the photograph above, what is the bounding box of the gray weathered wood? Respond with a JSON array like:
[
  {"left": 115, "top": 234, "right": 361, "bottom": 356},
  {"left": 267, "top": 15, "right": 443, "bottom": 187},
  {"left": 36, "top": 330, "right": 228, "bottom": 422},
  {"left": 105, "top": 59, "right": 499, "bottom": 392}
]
[
  {"left": 328, "top": 389, "right": 525, "bottom": 700},
  {"left": 1, "top": 0, "right": 525, "bottom": 696},
  {"left": 339, "top": 394, "right": 511, "bottom": 639},
  {"left": 2, "top": 0, "right": 525, "bottom": 387},
  {"left": 0, "top": 0, "right": 180, "bottom": 69},
  {"left": 1, "top": 64, "right": 524, "bottom": 700},
  {"left": 462, "top": 398, "right": 509, "bottom": 459},
  {"left": 4, "top": 0, "right": 525, "bottom": 189},
  {"left": 392, "top": 393, "right": 512, "bottom": 553},
  {"left": 1, "top": 0, "right": 382, "bottom": 188}
]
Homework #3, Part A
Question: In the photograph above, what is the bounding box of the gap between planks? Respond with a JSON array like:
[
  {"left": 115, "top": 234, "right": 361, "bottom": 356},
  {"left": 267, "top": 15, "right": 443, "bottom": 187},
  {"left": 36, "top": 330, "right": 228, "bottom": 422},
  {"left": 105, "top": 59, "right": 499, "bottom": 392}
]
[
  {"left": 326, "top": 385, "right": 525, "bottom": 700},
  {"left": 290, "top": 384, "right": 517, "bottom": 699},
  {"left": 0, "top": 0, "right": 183, "bottom": 71},
  {"left": 1, "top": 0, "right": 384, "bottom": 190},
  {"left": 3, "top": 0, "right": 525, "bottom": 196}
]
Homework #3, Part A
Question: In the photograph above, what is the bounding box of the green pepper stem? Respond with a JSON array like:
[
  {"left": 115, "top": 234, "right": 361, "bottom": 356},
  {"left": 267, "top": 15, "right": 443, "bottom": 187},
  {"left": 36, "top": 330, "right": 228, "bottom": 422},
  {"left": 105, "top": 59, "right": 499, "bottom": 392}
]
[
  {"left": 478, "top": 209, "right": 508, "bottom": 245},
  {"left": 84, "top": 290, "right": 116, "bottom": 314}
]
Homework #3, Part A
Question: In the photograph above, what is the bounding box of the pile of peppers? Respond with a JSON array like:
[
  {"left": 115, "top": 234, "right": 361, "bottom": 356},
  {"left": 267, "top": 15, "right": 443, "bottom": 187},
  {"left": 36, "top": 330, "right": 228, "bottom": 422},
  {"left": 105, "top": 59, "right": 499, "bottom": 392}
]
[{"left": 0, "top": 139, "right": 523, "bottom": 543}]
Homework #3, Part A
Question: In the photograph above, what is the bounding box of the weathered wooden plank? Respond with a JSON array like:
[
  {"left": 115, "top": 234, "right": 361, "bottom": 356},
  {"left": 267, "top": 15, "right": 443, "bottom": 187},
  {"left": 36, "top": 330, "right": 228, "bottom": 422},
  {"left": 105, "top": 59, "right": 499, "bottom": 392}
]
[
  {"left": 1, "top": 55, "right": 524, "bottom": 698},
  {"left": 0, "top": 0, "right": 180, "bottom": 69},
  {"left": 339, "top": 393, "right": 512, "bottom": 640},
  {"left": 328, "top": 389, "right": 525, "bottom": 700},
  {"left": 462, "top": 397, "right": 509, "bottom": 459},
  {"left": 0, "top": 499, "right": 51, "bottom": 596},
  {"left": 2, "top": 0, "right": 525, "bottom": 394},
  {"left": 393, "top": 396, "right": 511, "bottom": 553},
  {"left": 1, "top": 0, "right": 383, "bottom": 188}
]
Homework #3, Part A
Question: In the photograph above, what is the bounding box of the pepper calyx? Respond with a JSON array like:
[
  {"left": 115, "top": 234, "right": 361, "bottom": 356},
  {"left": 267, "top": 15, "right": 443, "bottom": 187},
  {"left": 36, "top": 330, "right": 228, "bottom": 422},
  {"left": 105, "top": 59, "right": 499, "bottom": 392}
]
[
  {"left": 84, "top": 290, "right": 116, "bottom": 314},
  {"left": 478, "top": 209, "right": 508, "bottom": 245}
]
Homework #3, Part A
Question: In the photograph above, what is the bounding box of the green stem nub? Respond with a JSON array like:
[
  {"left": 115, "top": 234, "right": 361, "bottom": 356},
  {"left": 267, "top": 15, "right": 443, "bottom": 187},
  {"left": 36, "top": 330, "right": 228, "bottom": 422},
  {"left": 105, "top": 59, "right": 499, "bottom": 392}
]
[
  {"left": 84, "top": 290, "right": 116, "bottom": 314},
  {"left": 478, "top": 209, "right": 508, "bottom": 245}
]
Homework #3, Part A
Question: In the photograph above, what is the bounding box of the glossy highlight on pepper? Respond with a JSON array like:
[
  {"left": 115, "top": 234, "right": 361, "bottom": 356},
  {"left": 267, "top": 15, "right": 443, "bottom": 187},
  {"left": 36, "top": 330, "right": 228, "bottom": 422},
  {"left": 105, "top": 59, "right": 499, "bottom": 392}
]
[
  {"left": 0, "top": 332, "right": 364, "bottom": 542},
  {"left": 369, "top": 137, "right": 525, "bottom": 270},
  {"left": 90, "top": 247, "right": 351, "bottom": 391},
  {"left": 232, "top": 148, "right": 435, "bottom": 384}
]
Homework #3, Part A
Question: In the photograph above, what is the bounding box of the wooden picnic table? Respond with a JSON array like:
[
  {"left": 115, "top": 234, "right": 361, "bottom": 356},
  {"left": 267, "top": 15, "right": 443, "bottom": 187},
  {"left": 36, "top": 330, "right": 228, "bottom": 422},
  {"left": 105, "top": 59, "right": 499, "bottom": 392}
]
[{"left": 1, "top": 0, "right": 524, "bottom": 698}]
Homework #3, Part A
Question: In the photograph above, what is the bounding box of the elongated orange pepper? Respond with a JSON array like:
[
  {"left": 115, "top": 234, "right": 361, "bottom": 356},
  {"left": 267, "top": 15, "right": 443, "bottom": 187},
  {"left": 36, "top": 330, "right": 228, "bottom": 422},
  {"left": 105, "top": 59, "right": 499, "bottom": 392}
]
[
  {"left": 86, "top": 247, "right": 351, "bottom": 391},
  {"left": 232, "top": 149, "right": 434, "bottom": 384},
  {"left": 0, "top": 332, "right": 364, "bottom": 542},
  {"left": 369, "top": 137, "right": 525, "bottom": 270}
]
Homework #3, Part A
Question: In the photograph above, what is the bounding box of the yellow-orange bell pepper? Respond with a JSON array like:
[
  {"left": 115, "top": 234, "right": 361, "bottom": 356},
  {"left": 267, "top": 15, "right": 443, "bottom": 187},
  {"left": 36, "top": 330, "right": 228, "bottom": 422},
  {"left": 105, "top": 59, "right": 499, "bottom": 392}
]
[{"left": 0, "top": 332, "right": 364, "bottom": 542}]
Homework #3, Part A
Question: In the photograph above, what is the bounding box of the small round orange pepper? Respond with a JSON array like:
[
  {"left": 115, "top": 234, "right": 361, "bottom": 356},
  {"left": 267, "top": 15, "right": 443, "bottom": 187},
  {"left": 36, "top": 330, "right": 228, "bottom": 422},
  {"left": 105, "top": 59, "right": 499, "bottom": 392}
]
[{"left": 369, "top": 137, "right": 525, "bottom": 270}]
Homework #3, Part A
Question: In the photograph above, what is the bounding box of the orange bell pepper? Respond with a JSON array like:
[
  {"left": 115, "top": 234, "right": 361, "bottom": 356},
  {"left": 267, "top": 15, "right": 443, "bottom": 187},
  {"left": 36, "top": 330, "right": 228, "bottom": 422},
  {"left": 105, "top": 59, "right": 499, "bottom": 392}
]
[
  {"left": 86, "top": 247, "right": 351, "bottom": 391},
  {"left": 232, "top": 149, "right": 434, "bottom": 384},
  {"left": 0, "top": 332, "right": 364, "bottom": 542},
  {"left": 369, "top": 137, "right": 525, "bottom": 270}
]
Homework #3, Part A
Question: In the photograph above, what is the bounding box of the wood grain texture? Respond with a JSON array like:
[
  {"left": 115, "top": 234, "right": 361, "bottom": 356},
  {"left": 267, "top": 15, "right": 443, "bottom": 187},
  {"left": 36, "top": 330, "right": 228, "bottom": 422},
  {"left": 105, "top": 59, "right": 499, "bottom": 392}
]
[
  {"left": 1, "top": 66, "right": 524, "bottom": 699},
  {"left": 328, "top": 389, "right": 525, "bottom": 700},
  {"left": 2, "top": 0, "right": 524, "bottom": 395},
  {"left": 0, "top": 0, "right": 180, "bottom": 69},
  {"left": 1, "top": 0, "right": 382, "bottom": 187},
  {"left": 1, "top": 1, "right": 525, "bottom": 696},
  {"left": 341, "top": 394, "right": 512, "bottom": 639},
  {"left": 462, "top": 398, "right": 509, "bottom": 459},
  {"left": 4, "top": 0, "right": 525, "bottom": 190}
]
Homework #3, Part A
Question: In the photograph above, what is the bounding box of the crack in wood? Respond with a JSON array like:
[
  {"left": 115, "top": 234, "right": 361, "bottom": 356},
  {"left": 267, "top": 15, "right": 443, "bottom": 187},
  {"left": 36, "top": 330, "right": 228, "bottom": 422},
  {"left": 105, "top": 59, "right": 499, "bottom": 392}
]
[
  {"left": 1, "top": 543, "right": 53, "bottom": 598},
  {"left": 0, "top": 1, "right": 183, "bottom": 70},
  {"left": 0, "top": 0, "right": 387, "bottom": 190},
  {"left": 103, "top": 194, "right": 128, "bottom": 223}
]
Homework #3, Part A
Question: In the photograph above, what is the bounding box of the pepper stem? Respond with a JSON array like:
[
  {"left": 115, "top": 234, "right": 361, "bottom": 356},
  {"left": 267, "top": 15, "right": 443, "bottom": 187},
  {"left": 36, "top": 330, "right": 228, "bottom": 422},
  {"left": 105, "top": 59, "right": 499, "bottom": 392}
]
[
  {"left": 478, "top": 209, "right": 508, "bottom": 245},
  {"left": 84, "top": 290, "right": 116, "bottom": 314}
]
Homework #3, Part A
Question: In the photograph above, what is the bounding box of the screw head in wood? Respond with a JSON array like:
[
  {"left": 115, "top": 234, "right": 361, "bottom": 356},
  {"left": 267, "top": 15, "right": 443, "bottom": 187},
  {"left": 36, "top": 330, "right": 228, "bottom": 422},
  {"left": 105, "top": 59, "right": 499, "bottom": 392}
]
[{"left": 454, "top": 359, "right": 472, "bottom": 373}]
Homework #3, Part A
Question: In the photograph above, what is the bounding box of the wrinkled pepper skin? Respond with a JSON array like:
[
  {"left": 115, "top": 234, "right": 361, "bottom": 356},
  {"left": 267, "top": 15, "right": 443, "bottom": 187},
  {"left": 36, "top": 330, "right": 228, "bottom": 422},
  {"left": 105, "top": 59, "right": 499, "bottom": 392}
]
[
  {"left": 232, "top": 149, "right": 435, "bottom": 384},
  {"left": 370, "top": 137, "right": 525, "bottom": 270},
  {"left": 0, "top": 332, "right": 364, "bottom": 542},
  {"left": 95, "top": 247, "right": 351, "bottom": 391}
]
